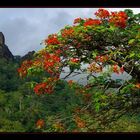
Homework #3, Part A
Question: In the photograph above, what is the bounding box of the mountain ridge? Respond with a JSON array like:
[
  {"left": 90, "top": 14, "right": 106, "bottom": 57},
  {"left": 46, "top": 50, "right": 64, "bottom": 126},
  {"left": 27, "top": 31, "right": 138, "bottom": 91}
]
[{"left": 0, "top": 32, "right": 35, "bottom": 62}]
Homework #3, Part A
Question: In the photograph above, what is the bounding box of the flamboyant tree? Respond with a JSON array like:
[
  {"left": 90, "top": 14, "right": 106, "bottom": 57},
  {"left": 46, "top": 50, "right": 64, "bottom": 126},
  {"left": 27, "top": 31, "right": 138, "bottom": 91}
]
[
  {"left": 18, "top": 8, "right": 140, "bottom": 95},
  {"left": 18, "top": 9, "right": 140, "bottom": 131}
]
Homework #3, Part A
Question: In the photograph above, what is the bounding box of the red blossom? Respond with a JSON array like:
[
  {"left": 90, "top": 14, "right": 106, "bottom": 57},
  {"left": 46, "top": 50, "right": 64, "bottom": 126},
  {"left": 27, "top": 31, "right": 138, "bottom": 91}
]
[
  {"left": 112, "top": 65, "right": 120, "bottom": 74},
  {"left": 52, "top": 54, "right": 61, "bottom": 62},
  {"left": 68, "top": 80, "right": 75, "bottom": 86},
  {"left": 17, "top": 60, "right": 33, "bottom": 77},
  {"left": 33, "top": 59, "right": 42, "bottom": 66},
  {"left": 118, "top": 11, "right": 128, "bottom": 20},
  {"left": 61, "top": 28, "right": 74, "bottom": 38},
  {"left": 96, "top": 55, "right": 109, "bottom": 63},
  {"left": 74, "top": 18, "right": 82, "bottom": 24},
  {"left": 74, "top": 116, "right": 86, "bottom": 128},
  {"left": 45, "top": 86, "right": 54, "bottom": 94},
  {"left": 112, "top": 65, "right": 125, "bottom": 74},
  {"left": 34, "top": 82, "right": 47, "bottom": 95},
  {"left": 55, "top": 49, "right": 62, "bottom": 55},
  {"left": 120, "top": 66, "right": 124, "bottom": 74},
  {"left": 36, "top": 119, "right": 45, "bottom": 128},
  {"left": 135, "top": 83, "right": 140, "bottom": 89},
  {"left": 34, "top": 78, "right": 59, "bottom": 95},
  {"left": 43, "top": 53, "right": 61, "bottom": 76},
  {"left": 70, "top": 58, "right": 80, "bottom": 63},
  {"left": 88, "top": 62, "right": 102, "bottom": 73},
  {"left": 84, "top": 19, "right": 102, "bottom": 26},
  {"left": 95, "top": 8, "right": 110, "bottom": 19},
  {"left": 109, "top": 11, "right": 128, "bottom": 28},
  {"left": 45, "top": 34, "right": 60, "bottom": 45}
]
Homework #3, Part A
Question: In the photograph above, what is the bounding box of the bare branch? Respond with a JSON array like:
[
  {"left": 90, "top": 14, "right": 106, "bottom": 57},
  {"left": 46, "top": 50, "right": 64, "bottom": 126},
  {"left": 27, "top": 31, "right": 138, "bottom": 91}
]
[
  {"left": 61, "top": 71, "right": 73, "bottom": 79},
  {"left": 117, "top": 66, "right": 134, "bottom": 92}
]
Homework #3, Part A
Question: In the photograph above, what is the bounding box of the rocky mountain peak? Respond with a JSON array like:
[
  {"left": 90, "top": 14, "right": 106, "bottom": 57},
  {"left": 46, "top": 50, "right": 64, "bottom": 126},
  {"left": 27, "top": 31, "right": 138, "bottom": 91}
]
[
  {"left": 0, "top": 32, "right": 14, "bottom": 61},
  {"left": 0, "top": 32, "right": 5, "bottom": 45}
]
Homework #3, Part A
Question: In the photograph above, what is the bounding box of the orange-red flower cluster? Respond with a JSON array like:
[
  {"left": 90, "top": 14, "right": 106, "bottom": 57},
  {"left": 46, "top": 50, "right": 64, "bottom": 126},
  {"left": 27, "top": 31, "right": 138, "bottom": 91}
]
[
  {"left": 34, "top": 82, "right": 47, "bottom": 95},
  {"left": 112, "top": 65, "right": 124, "bottom": 74},
  {"left": 61, "top": 28, "right": 74, "bottom": 38},
  {"left": 45, "top": 34, "right": 60, "bottom": 45},
  {"left": 95, "top": 8, "right": 110, "bottom": 19},
  {"left": 68, "top": 80, "right": 75, "bottom": 86},
  {"left": 34, "top": 77, "right": 58, "bottom": 95},
  {"left": 70, "top": 58, "right": 80, "bottom": 63},
  {"left": 74, "top": 116, "right": 86, "bottom": 128},
  {"left": 112, "top": 65, "right": 119, "bottom": 74},
  {"left": 87, "top": 62, "right": 102, "bottom": 73},
  {"left": 43, "top": 53, "right": 61, "bottom": 77},
  {"left": 135, "top": 83, "right": 140, "bottom": 89},
  {"left": 74, "top": 18, "right": 82, "bottom": 24},
  {"left": 109, "top": 11, "right": 128, "bottom": 28},
  {"left": 33, "top": 59, "right": 42, "bottom": 66},
  {"left": 36, "top": 119, "right": 45, "bottom": 129},
  {"left": 84, "top": 19, "right": 102, "bottom": 27},
  {"left": 17, "top": 60, "right": 33, "bottom": 77},
  {"left": 55, "top": 49, "right": 62, "bottom": 55},
  {"left": 96, "top": 55, "right": 109, "bottom": 63},
  {"left": 120, "top": 66, "right": 125, "bottom": 73}
]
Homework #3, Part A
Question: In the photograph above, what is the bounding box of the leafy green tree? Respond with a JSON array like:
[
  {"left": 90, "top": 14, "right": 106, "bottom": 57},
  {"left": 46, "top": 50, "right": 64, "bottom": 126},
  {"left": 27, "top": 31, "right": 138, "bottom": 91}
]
[
  {"left": 0, "top": 58, "right": 22, "bottom": 91},
  {"left": 16, "top": 8, "right": 140, "bottom": 132}
]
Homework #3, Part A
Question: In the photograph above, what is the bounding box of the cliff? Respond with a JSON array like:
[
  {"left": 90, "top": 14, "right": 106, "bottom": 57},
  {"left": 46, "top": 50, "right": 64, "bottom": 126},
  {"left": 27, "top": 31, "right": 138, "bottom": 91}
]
[{"left": 0, "top": 32, "right": 14, "bottom": 61}]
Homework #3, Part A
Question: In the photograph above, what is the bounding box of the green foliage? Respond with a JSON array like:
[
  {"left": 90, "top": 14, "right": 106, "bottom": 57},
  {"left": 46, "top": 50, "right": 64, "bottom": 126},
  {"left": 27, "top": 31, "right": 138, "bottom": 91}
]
[
  {"left": 120, "top": 84, "right": 135, "bottom": 94},
  {"left": 0, "top": 59, "right": 22, "bottom": 91},
  {"left": 0, "top": 118, "right": 25, "bottom": 132}
]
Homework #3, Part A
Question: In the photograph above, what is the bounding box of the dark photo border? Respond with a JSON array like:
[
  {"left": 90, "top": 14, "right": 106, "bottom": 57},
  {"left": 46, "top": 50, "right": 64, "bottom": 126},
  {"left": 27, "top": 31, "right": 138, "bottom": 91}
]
[
  {"left": 0, "top": 0, "right": 140, "bottom": 139},
  {"left": 0, "top": 0, "right": 139, "bottom": 7},
  {"left": 0, "top": 132, "right": 140, "bottom": 139}
]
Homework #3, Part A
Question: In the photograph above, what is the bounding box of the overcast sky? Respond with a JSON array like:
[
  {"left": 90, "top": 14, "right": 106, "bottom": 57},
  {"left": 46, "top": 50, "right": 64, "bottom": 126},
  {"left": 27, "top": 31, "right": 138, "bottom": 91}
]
[{"left": 0, "top": 8, "right": 140, "bottom": 56}]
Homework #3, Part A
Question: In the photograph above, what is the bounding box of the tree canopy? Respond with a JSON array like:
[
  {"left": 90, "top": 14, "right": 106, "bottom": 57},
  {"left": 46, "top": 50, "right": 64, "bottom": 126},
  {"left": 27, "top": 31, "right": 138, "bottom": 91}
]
[{"left": 17, "top": 8, "right": 140, "bottom": 131}]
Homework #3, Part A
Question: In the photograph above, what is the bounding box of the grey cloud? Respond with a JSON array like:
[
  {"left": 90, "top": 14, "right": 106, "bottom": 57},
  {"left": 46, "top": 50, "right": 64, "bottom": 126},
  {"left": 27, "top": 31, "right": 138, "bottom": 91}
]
[
  {"left": 53, "top": 11, "right": 72, "bottom": 27},
  {"left": 1, "top": 17, "right": 42, "bottom": 55},
  {"left": 0, "top": 8, "right": 139, "bottom": 56}
]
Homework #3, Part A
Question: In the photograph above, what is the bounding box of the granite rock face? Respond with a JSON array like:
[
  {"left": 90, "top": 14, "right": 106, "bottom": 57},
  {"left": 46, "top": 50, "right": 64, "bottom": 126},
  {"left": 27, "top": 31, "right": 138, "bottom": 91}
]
[{"left": 0, "top": 32, "right": 14, "bottom": 60}]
